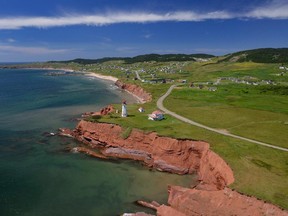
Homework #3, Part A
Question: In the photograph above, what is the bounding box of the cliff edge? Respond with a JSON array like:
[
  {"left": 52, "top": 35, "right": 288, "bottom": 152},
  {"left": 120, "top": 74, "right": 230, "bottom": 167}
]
[
  {"left": 65, "top": 120, "right": 234, "bottom": 190},
  {"left": 115, "top": 80, "right": 152, "bottom": 103},
  {"left": 60, "top": 121, "right": 287, "bottom": 215}
]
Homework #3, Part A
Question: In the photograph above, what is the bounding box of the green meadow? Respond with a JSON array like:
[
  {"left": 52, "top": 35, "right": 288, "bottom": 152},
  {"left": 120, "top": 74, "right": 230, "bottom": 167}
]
[
  {"left": 164, "top": 84, "right": 288, "bottom": 148},
  {"left": 34, "top": 60, "right": 288, "bottom": 209},
  {"left": 91, "top": 100, "right": 288, "bottom": 209}
]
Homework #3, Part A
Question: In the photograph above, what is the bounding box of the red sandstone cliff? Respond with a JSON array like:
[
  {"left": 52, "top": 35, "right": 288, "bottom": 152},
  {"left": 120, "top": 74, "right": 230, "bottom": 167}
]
[
  {"left": 162, "top": 185, "right": 288, "bottom": 216},
  {"left": 62, "top": 120, "right": 234, "bottom": 190},
  {"left": 82, "top": 104, "right": 114, "bottom": 117},
  {"left": 115, "top": 80, "right": 152, "bottom": 102},
  {"left": 60, "top": 121, "right": 288, "bottom": 216}
]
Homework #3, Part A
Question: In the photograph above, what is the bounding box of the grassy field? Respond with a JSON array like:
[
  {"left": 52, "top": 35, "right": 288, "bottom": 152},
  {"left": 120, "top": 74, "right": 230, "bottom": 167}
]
[
  {"left": 181, "top": 61, "right": 286, "bottom": 82},
  {"left": 90, "top": 102, "right": 288, "bottom": 209},
  {"left": 164, "top": 84, "right": 288, "bottom": 148},
  {"left": 34, "top": 60, "right": 288, "bottom": 209}
]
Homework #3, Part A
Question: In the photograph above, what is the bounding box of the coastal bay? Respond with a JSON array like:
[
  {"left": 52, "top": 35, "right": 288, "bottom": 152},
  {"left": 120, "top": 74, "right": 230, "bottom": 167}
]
[{"left": 0, "top": 68, "right": 194, "bottom": 216}]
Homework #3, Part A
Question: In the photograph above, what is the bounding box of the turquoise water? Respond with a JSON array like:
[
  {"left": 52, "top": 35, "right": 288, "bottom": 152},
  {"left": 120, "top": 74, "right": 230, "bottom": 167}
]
[{"left": 0, "top": 69, "right": 194, "bottom": 216}]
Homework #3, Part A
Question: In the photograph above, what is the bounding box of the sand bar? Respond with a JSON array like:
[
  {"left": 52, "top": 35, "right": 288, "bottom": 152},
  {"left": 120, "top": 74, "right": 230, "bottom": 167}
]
[{"left": 85, "top": 72, "right": 118, "bottom": 82}]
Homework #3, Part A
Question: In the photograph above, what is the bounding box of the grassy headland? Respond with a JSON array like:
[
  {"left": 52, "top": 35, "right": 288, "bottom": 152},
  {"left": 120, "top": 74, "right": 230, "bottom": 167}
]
[
  {"left": 82, "top": 59, "right": 287, "bottom": 209},
  {"left": 4, "top": 51, "right": 288, "bottom": 209}
]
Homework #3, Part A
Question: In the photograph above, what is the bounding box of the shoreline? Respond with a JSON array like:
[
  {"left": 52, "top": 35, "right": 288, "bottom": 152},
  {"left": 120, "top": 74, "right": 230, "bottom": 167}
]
[
  {"left": 27, "top": 67, "right": 145, "bottom": 104},
  {"left": 84, "top": 71, "right": 118, "bottom": 83},
  {"left": 84, "top": 72, "right": 145, "bottom": 103},
  {"left": 60, "top": 121, "right": 288, "bottom": 216},
  {"left": 1, "top": 66, "right": 149, "bottom": 103}
]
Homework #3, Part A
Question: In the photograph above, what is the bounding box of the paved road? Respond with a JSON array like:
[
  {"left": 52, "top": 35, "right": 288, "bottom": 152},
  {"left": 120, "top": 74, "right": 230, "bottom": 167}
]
[
  {"left": 135, "top": 71, "right": 142, "bottom": 81},
  {"left": 157, "top": 85, "right": 288, "bottom": 152}
]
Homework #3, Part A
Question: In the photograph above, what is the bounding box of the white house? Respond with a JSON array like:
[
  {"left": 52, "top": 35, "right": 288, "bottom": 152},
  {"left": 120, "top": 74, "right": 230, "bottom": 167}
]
[{"left": 148, "top": 110, "right": 164, "bottom": 121}]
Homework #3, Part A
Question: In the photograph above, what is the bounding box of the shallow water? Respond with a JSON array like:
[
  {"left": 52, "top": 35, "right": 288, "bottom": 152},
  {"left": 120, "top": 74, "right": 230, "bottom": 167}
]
[{"left": 0, "top": 69, "right": 195, "bottom": 216}]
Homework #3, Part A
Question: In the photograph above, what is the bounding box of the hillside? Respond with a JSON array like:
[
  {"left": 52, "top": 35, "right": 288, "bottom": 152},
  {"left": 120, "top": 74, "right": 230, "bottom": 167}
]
[
  {"left": 47, "top": 48, "right": 288, "bottom": 65},
  {"left": 49, "top": 53, "right": 214, "bottom": 65},
  {"left": 220, "top": 48, "right": 288, "bottom": 63}
]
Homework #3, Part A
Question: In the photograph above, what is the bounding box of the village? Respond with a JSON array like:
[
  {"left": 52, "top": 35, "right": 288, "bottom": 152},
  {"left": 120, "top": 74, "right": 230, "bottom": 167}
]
[{"left": 73, "top": 60, "right": 288, "bottom": 95}]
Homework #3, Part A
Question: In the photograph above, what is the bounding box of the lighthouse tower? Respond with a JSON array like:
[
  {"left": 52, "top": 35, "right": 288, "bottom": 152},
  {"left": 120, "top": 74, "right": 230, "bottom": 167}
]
[{"left": 121, "top": 100, "right": 127, "bottom": 117}]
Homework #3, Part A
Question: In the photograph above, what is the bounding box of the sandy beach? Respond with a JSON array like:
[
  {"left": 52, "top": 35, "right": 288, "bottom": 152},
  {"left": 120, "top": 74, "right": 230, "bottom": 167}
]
[
  {"left": 22, "top": 66, "right": 145, "bottom": 103},
  {"left": 84, "top": 72, "right": 145, "bottom": 103},
  {"left": 36, "top": 67, "right": 117, "bottom": 81},
  {"left": 85, "top": 72, "right": 118, "bottom": 82}
]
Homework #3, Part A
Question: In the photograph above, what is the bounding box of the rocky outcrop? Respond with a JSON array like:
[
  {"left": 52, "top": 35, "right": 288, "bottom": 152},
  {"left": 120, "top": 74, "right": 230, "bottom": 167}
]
[
  {"left": 60, "top": 120, "right": 288, "bottom": 215},
  {"left": 82, "top": 105, "right": 114, "bottom": 117},
  {"left": 70, "top": 147, "right": 108, "bottom": 159},
  {"left": 163, "top": 185, "right": 288, "bottom": 216},
  {"left": 122, "top": 213, "right": 154, "bottom": 216},
  {"left": 115, "top": 80, "right": 152, "bottom": 102},
  {"left": 136, "top": 201, "right": 185, "bottom": 216},
  {"left": 61, "top": 120, "right": 234, "bottom": 190},
  {"left": 136, "top": 186, "right": 288, "bottom": 216},
  {"left": 156, "top": 205, "right": 185, "bottom": 216}
]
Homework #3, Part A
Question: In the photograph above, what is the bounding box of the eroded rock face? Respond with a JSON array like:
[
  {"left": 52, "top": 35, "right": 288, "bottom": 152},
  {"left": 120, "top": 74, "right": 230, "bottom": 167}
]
[
  {"left": 122, "top": 213, "right": 154, "bottom": 216},
  {"left": 82, "top": 105, "right": 114, "bottom": 117},
  {"left": 60, "top": 120, "right": 288, "bottom": 216},
  {"left": 157, "top": 205, "right": 186, "bottom": 216},
  {"left": 66, "top": 120, "right": 234, "bottom": 190},
  {"left": 164, "top": 186, "right": 288, "bottom": 216},
  {"left": 115, "top": 80, "right": 152, "bottom": 102}
]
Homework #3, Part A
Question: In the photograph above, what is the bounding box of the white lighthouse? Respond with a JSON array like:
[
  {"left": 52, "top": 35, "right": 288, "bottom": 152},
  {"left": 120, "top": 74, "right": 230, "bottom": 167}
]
[{"left": 121, "top": 100, "right": 127, "bottom": 117}]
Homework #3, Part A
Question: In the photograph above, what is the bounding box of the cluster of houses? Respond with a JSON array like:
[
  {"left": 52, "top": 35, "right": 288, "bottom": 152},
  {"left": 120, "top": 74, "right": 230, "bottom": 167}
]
[
  {"left": 189, "top": 73, "right": 282, "bottom": 92},
  {"left": 278, "top": 65, "right": 288, "bottom": 76},
  {"left": 121, "top": 103, "right": 164, "bottom": 121},
  {"left": 80, "top": 62, "right": 286, "bottom": 92},
  {"left": 216, "top": 77, "right": 276, "bottom": 86},
  {"left": 279, "top": 66, "right": 288, "bottom": 70},
  {"left": 157, "top": 62, "right": 187, "bottom": 74},
  {"left": 189, "top": 82, "right": 217, "bottom": 91},
  {"left": 81, "top": 61, "right": 187, "bottom": 84}
]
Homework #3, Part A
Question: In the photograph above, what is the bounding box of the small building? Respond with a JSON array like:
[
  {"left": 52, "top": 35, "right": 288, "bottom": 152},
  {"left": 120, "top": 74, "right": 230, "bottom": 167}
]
[
  {"left": 149, "top": 78, "right": 166, "bottom": 84},
  {"left": 208, "top": 87, "right": 217, "bottom": 91},
  {"left": 198, "top": 84, "right": 204, "bottom": 89},
  {"left": 148, "top": 110, "right": 164, "bottom": 121},
  {"left": 138, "top": 107, "right": 145, "bottom": 112}
]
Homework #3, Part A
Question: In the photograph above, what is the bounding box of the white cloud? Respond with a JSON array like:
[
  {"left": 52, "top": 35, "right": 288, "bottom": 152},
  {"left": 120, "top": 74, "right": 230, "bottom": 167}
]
[
  {"left": 0, "top": 45, "right": 69, "bottom": 54},
  {"left": 247, "top": 0, "right": 288, "bottom": 19},
  {"left": 143, "top": 34, "right": 152, "bottom": 39},
  {"left": 0, "top": 3, "right": 287, "bottom": 31},
  {"left": 192, "top": 48, "right": 234, "bottom": 55},
  {"left": 102, "top": 37, "right": 112, "bottom": 42},
  {"left": 0, "top": 11, "right": 232, "bottom": 30},
  {"left": 115, "top": 46, "right": 138, "bottom": 53},
  {"left": 7, "top": 38, "right": 16, "bottom": 43}
]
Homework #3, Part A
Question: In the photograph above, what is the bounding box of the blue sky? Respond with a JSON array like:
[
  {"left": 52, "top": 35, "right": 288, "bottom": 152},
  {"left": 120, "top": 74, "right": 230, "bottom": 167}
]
[{"left": 0, "top": 0, "right": 287, "bottom": 62}]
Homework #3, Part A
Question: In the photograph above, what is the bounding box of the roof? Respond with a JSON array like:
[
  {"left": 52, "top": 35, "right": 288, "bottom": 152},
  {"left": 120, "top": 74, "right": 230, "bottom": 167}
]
[{"left": 152, "top": 110, "right": 163, "bottom": 115}]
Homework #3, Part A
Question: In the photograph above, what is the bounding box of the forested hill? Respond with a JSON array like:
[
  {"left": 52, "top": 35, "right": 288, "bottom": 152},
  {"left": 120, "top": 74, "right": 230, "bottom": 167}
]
[
  {"left": 49, "top": 53, "right": 214, "bottom": 64},
  {"left": 220, "top": 48, "right": 288, "bottom": 63},
  {"left": 48, "top": 48, "right": 288, "bottom": 64},
  {"left": 124, "top": 53, "right": 214, "bottom": 63}
]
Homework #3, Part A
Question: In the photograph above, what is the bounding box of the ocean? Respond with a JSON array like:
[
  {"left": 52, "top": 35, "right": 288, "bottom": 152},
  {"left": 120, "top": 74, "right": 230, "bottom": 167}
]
[{"left": 0, "top": 68, "right": 193, "bottom": 216}]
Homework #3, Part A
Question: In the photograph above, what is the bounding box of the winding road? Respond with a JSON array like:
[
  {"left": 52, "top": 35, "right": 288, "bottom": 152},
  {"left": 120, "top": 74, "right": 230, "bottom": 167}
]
[
  {"left": 157, "top": 85, "right": 288, "bottom": 152},
  {"left": 135, "top": 71, "right": 142, "bottom": 81}
]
